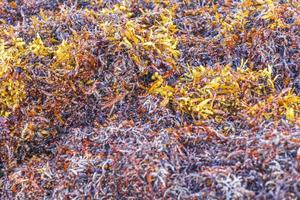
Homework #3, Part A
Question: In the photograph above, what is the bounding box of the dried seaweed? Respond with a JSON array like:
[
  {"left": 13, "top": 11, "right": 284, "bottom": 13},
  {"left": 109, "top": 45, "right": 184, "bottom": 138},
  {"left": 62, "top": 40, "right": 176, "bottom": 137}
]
[{"left": 0, "top": 0, "right": 299, "bottom": 199}]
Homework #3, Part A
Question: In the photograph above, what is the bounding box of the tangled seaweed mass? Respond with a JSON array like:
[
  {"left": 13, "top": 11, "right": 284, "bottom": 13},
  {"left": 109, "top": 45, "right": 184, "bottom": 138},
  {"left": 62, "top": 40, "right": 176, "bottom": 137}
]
[{"left": 0, "top": 0, "right": 300, "bottom": 199}]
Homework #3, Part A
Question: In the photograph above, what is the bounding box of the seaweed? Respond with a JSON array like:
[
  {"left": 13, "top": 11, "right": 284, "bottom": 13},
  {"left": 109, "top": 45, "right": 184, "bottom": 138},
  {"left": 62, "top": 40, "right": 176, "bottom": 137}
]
[{"left": 0, "top": 0, "right": 299, "bottom": 199}]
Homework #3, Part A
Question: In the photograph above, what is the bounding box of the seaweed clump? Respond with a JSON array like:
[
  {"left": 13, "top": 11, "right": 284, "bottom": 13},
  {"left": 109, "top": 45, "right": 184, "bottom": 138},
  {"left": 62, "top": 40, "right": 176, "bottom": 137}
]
[{"left": 0, "top": 0, "right": 300, "bottom": 199}]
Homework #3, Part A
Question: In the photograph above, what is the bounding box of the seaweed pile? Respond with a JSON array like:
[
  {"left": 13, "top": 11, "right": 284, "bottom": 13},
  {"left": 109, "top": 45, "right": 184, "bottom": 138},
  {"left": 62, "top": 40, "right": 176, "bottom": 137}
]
[{"left": 0, "top": 0, "right": 299, "bottom": 199}]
